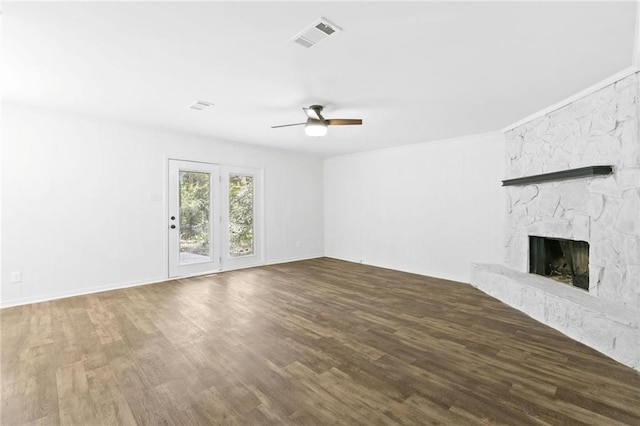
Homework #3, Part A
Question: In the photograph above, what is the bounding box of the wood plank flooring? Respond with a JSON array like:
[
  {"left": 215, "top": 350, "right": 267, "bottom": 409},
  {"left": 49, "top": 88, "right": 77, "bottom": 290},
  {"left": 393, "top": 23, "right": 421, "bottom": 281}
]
[{"left": 2, "top": 257, "right": 639, "bottom": 425}]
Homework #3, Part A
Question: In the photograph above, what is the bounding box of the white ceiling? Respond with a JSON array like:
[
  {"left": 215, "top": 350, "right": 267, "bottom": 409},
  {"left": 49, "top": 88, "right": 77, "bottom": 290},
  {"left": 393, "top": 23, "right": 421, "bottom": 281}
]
[{"left": 3, "top": 1, "right": 637, "bottom": 157}]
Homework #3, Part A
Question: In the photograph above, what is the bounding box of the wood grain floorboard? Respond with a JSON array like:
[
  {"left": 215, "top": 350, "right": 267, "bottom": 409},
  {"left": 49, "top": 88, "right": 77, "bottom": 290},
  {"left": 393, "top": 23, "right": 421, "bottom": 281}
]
[{"left": 2, "top": 257, "right": 639, "bottom": 425}]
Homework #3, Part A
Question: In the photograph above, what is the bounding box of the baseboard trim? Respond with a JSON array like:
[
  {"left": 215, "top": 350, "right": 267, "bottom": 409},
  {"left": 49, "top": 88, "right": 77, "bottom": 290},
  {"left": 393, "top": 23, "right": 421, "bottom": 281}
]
[
  {"left": 207, "top": 254, "right": 323, "bottom": 273},
  {"left": 265, "top": 254, "right": 324, "bottom": 266},
  {"left": 0, "top": 254, "right": 325, "bottom": 309},
  {"left": 0, "top": 276, "right": 170, "bottom": 309},
  {"left": 324, "top": 255, "right": 471, "bottom": 285}
]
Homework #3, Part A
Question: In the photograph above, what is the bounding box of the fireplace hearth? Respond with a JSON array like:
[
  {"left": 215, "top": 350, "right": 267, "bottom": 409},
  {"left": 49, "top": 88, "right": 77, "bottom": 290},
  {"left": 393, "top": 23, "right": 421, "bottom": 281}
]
[{"left": 529, "top": 236, "right": 589, "bottom": 290}]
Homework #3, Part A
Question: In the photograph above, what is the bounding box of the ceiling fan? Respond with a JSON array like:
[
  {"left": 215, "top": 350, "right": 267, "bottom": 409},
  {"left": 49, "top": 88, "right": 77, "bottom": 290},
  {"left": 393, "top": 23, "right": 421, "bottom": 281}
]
[{"left": 271, "top": 105, "right": 362, "bottom": 137}]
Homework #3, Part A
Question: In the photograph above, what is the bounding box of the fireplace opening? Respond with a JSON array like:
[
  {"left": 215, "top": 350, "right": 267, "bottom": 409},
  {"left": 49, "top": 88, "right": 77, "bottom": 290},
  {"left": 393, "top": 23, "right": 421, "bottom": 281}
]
[{"left": 529, "top": 236, "right": 589, "bottom": 290}]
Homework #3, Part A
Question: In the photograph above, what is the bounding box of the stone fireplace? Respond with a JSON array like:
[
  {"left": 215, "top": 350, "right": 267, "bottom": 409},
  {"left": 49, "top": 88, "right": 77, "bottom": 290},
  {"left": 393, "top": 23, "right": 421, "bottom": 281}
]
[{"left": 472, "top": 71, "right": 640, "bottom": 371}]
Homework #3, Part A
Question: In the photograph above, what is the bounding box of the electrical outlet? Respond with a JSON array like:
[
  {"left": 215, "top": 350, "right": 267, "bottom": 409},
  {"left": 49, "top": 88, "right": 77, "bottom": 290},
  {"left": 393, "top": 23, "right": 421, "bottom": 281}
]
[{"left": 10, "top": 271, "right": 22, "bottom": 283}]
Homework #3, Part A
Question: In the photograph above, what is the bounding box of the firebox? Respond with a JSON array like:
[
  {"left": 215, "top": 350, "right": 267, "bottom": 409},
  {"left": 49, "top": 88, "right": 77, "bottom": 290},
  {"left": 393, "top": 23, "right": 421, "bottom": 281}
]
[{"left": 529, "top": 236, "right": 589, "bottom": 290}]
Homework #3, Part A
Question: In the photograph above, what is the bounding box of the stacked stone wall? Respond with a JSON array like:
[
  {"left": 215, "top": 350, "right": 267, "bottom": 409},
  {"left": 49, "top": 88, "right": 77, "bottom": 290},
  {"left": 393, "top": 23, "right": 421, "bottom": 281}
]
[{"left": 503, "top": 73, "right": 640, "bottom": 309}]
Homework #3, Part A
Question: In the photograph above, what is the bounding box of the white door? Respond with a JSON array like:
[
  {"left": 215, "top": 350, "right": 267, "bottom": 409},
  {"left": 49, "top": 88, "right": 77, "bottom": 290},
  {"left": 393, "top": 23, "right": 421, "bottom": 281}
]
[
  {"left": 168, "top": 160, "right": 220, "bottom": 277},
  {"left": 221, "top": 166, "right": 263, "bottom": 270}
]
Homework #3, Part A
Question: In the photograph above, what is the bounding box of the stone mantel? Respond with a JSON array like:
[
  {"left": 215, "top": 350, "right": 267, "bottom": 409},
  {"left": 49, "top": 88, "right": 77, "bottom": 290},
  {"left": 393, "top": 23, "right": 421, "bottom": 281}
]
[{"left": 501, "top": 165, "right": 613, "bottom": 187}]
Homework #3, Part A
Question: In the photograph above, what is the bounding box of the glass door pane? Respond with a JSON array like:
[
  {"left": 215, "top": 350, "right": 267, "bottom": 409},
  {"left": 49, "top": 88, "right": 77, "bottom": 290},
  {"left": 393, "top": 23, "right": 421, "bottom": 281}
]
[
  {"left": 179, "top": 171, "right": 211, "bottom": 264},
  {"left": 222, "top": 166, "right": 262, "bottom": 270},
  {"left": 228, "top": 174, "right": 254, "bottom": 257}
]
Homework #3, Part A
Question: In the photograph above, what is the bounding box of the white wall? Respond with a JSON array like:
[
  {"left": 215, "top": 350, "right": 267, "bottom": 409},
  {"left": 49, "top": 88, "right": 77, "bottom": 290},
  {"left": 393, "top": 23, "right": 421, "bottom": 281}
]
[
  {"left": 324, "top": 132, "right": 505, "bottom": 283},
  {"left": 1, "top": 103, "right": 324, "bottom": 307}
]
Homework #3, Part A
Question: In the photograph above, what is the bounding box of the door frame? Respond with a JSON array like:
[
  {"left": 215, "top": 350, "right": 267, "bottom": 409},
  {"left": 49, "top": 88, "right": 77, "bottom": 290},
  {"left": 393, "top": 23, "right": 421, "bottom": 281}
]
[
  {"left": 166, "top": 158, "right": 265, "bottom": 278},
  {"left": 220, "top": 166, "right": 265, "bottom": 271}
]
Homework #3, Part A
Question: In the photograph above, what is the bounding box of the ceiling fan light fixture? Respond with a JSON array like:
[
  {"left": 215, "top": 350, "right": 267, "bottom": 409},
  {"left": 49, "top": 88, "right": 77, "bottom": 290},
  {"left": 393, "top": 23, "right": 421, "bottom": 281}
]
[
  {"left": 305, "top": 119, "right": 328, "bottom": 137},
  {"left": 272, "top": 105, "right": 361, "bottom": 135}
]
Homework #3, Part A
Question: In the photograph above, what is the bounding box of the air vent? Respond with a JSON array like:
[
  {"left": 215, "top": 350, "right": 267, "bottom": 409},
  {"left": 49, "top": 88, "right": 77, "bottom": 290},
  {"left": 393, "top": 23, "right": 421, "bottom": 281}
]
[
  {"left": 189, "top": 100, "right": 214, "bottom": 111},
  {"left": 292, "top": 18, "right": 341, "bottom": 48}
]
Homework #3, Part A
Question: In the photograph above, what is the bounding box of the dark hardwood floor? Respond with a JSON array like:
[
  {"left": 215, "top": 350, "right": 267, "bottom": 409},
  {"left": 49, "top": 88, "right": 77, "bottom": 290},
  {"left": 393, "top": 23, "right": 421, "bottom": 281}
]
[{"left": 1, "top": 258, "right": 639, "bottom": 425}]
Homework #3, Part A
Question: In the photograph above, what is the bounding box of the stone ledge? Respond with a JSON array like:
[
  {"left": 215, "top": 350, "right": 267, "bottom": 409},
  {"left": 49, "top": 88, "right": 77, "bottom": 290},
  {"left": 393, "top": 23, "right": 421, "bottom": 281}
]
[{"left": 471, "top": 263, "right": 640, "bottom": 371}]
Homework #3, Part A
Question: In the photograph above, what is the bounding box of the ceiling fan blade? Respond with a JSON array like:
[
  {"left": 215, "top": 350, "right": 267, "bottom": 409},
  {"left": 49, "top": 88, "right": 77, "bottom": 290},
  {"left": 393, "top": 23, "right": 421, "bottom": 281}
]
[
  {"left": 326, "top": 119, "right": 363, "bottom": 126},
  {"left": 303, "top": 107, "right": 322, "bottom": 120},
  {"left": 271, "top": 122, "right": 306, "bottom": 129}
]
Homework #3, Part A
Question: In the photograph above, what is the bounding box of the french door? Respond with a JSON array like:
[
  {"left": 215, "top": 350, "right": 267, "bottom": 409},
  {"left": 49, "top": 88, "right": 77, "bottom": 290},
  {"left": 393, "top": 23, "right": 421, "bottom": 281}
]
[
  {"left": 168, "top": 160, "right": 220, "bottom": 277},
  {"left": 168, "top": 160, "right": 262, "bottom": 278}
]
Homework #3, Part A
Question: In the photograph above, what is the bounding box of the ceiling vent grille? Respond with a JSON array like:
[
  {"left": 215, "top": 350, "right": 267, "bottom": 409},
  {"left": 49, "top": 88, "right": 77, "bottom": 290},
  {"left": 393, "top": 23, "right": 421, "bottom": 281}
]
[
  {"left": 292, "top": 18, "right": 341, "bottom": 48},
  {"left": 189, "top": 100, "right": 214, "bottom": 111}
]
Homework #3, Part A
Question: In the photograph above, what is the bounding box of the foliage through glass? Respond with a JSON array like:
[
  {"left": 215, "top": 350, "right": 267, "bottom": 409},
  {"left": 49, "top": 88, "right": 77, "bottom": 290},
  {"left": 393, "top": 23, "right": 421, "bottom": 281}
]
[
  {"left": 179, "top": 171, "right": 210, "bottom": 263},
  {"left": 229, "top": 174, "right": 254, "bottom": 257}
]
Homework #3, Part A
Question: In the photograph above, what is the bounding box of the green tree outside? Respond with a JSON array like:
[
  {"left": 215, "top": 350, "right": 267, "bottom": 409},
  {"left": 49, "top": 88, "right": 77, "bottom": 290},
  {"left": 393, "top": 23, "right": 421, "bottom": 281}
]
[
  {"left": 229, "top": 175, "right": 254, "bottom": 256},
  {"left": 179, "top": 171, "right": 210, "bottom": 256}
]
